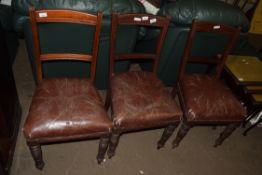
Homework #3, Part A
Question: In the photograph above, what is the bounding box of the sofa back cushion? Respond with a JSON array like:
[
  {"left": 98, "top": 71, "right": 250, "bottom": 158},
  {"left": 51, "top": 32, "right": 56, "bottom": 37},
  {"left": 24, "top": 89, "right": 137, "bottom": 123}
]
[
  {"left": 12, "top": 0, "right": 145, "bottom": 33},
  {"left": 159, "top": 0, "right": 250, "bottom": 32}
]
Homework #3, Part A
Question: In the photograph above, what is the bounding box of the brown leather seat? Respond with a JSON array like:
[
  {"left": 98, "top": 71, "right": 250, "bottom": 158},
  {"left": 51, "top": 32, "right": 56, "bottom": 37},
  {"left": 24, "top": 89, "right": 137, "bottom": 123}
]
[
  {"left": 172, "top": 20, "right": 246, "bottom": 148},
  {"left": 106, "top": 13, "right": 182, "bottom": 158},
  {"left": 111, "top": 72, "right": 181, "bottom": 130},
  {"left": 180, "top": 74, "right": 245, "bottom": 121},
  {"left": 22, "top": 8, "right": 111, "bottom": 170},
  {"left": 23, "top": 78, "right": 111, "bottom": 140}
]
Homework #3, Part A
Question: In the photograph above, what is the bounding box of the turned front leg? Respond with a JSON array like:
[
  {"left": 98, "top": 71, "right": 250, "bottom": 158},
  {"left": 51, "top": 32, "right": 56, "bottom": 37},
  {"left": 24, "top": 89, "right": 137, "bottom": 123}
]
[
  {"left": 27, "top": 141, "right": 45, "bottom": 170},
  {"left": 214, "top": 123, "right": 239, "bottom": 147},
  {"left": 172, "top": 122, "right": 191, "bottom": 148},
  {"left": 157, "top": 124, "right": 178, "bottom": 149},
  {"left": 97, "top": 137, "right": 110, "bottom": 164},
  {"left": 107, "top": 131, "right": 120, "bottom": 159}
]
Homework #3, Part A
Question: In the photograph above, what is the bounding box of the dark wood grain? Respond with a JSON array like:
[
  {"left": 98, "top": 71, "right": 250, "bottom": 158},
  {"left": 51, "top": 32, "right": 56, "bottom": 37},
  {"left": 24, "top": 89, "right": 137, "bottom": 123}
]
[{"left": 29, "top": 7, "right": 102, "bottom": 83}]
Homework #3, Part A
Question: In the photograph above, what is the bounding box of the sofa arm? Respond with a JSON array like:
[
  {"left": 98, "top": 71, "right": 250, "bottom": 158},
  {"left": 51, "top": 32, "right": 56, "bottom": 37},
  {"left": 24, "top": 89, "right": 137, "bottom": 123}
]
[
  {"left": 158, "top": 0, "right": 250, "bottom": 32},
  {"left": 0, "top": 4, "right": 19, "bottom": 64},
  {"left": 0, "top": 3, "right": 15, "bottom": 31}
]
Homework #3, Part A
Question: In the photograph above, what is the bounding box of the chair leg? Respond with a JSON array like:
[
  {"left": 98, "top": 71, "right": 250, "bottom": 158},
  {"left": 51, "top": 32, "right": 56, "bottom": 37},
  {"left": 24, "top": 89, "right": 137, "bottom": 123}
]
[
  {"left": 27, "top": 141, "right": 45, "bottom": 170},
  {"left": 172, "top": 122, "right": 191, "bottom": 148},
  {"left": 157, "top": 124, "right": 178, "bottom": 149},
  {"left": 97, "top": 136, "right": 110, "bottom": 164},
  {"left": 243, "top": 118, "right": 262, "bottom": 136},
  {"left": 242, "top": 108, "right": 260, "bottom": 128},
  {"left": 107, "top": 131, "right": 120, "bottom": 159},
  {"left": 214, "top": 123, "right": 239, "bottom": 147}
]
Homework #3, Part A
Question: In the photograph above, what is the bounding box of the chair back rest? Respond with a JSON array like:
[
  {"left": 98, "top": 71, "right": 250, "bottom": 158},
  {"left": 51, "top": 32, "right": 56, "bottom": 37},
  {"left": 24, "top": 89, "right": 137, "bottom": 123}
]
[
  {"left": 177, "top": 19, "right": 240, "bottom": 82},
  {"left": 109, "top": 13, "right": 170, "bottom": 77},
  {"left": 29, "top": 7, "right": 103, "bottom": 83}
]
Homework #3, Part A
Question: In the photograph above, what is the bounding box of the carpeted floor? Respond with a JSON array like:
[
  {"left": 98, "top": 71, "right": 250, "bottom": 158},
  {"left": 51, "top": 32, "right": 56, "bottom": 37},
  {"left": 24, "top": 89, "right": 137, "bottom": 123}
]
[{"left": 10, "top": 40, "right": 262, "bottom": 175}]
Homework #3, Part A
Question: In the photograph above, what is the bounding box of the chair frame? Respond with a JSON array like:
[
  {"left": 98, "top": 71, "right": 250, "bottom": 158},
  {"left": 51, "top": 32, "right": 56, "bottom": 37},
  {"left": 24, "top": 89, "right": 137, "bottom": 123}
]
[
  {"left": 172, "top": 19, "right": 242, "bottom": 148},
  {"left": 29, "top": 7, "right": 102, "bottom": 84},
  {"left": 25, "top": 7, "right": 109, "bottom": 170},
  {"left": 106, "top": 13, "right": 180, "bottom": 158}
]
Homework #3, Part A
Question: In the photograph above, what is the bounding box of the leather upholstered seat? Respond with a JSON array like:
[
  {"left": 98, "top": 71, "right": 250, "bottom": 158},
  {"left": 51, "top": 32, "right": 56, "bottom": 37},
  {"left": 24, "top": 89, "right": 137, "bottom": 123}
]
[
  {"left": 180, "top": 74, "right": 245, "bottom": 121},
  {"left": 111, "top": 71, "right": 181, "bottom": 130},
  {"left": 23, "top": 78, "right": 111, "bottom": 140}
]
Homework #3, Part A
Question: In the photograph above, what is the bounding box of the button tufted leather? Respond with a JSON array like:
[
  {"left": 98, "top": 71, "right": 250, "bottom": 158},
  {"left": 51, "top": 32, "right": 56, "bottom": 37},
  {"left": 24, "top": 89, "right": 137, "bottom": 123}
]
[
  {"left": 23, "top": 78, "right": 112, "bottom": 139},
  {"left": 180, "top": 74, "right": 246, "bottom": 121},
  {"left": 111, "top": 71, "right": 182, "bottom": 130}
]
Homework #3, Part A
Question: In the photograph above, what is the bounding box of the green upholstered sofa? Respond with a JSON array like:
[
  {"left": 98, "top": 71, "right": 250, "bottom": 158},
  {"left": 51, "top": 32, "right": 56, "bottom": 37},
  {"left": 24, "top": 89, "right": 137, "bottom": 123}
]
[{"left": 11, "top": 0, "right": 254, "bottom": 88}]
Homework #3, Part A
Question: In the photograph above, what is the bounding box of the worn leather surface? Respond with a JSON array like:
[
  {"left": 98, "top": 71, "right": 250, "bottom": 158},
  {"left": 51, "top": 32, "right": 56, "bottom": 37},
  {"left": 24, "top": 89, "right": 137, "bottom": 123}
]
[
  {"left": 23, "top": 78, "right": 111, "bottom": 139},
  {"left": 159, "top": 0, "right": 250, "bottom": 32},
  {"left": 12, "top": 0, "right": 143, "bottom": 15},
  {"left": 111, "top": 71, "right": 182, "bottom": 130},
  {"left": 180, "top": 74, "right": 246, "bottom": 121}
]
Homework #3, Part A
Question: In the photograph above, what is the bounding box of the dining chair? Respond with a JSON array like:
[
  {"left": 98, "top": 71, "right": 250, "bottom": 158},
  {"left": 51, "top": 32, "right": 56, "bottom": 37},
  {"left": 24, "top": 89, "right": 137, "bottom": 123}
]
[
  {"left": 172, "top": 19, "right": 246, "bottom": 148},
  {"left": 106, "top": 13, "right": 182, "bottom": 158},
  {"left": 22, "top": 7, "right": 112, "bottom": 170}
]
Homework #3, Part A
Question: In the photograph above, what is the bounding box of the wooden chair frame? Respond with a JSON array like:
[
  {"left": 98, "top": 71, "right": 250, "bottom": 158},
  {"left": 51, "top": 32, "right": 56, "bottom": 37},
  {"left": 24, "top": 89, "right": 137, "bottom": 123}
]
[
  {"left": 172, "top": 19, "right": 242, "bottom": 148},
  {"left": 106, "top": 13, "right": 170, "bottom": 108},
  {"left": 109, "top": 13, "right": 170, "bottom": 77},
  {"left": 175, "top": 20, "right": 240, "bottom": 85},
  {"left": 106, "top": 13, "right": 181, "bottom": 158},
  {"left": 25, "top": 7, "right": 109, "bottom": 170},
  {"left": 29, "top": 7, "right": 102, "bottom": 83}
]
